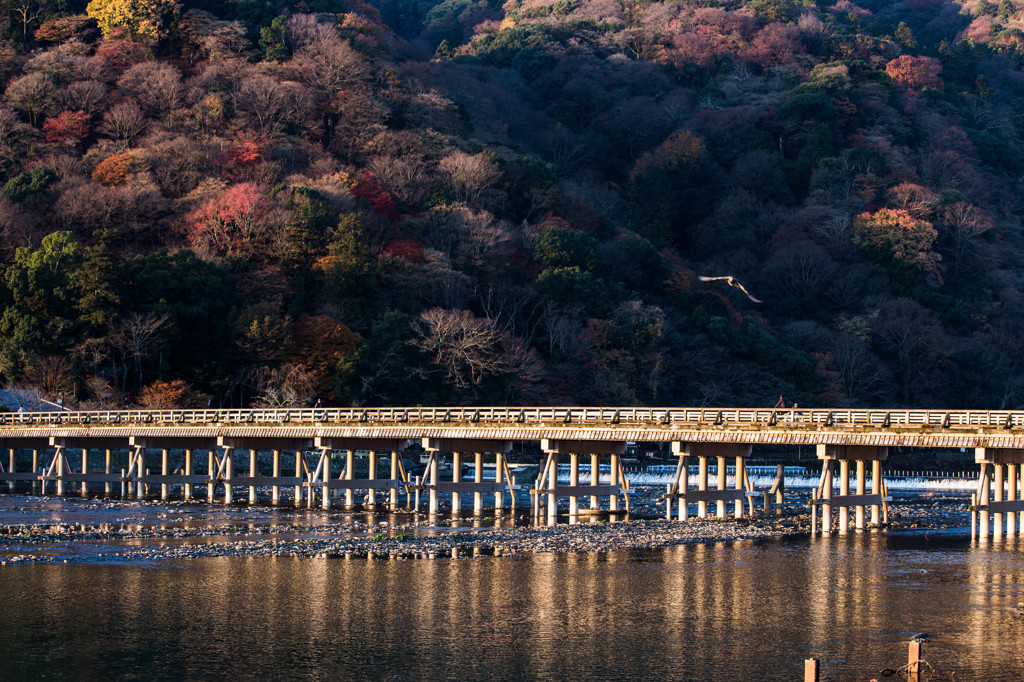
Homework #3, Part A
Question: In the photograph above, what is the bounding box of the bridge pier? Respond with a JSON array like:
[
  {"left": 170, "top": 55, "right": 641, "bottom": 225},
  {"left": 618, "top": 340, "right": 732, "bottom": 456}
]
[
  {"left": 423, "top": 439, "right": 511, "bottom": 515},
  {"left": 973, "top": 448, "right": 1024, "bottom": 540},
  {"left": 664, "top": 443, "right": 752, "bottom": 521},
  {"left": 535, "top": 440, "right": 627, "bottom": 523},
  {"left": 814, "top": 445, "right": 889, "bottom": 534},
  {"left": 451, "top": 451, "right": 461, "bottom": 515}
]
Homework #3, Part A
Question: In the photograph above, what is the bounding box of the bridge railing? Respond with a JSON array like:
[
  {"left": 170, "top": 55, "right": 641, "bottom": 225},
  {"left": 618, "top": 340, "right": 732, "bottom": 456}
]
[{"left": 0, "top": 407, "right": 1022, "bottom": 430}]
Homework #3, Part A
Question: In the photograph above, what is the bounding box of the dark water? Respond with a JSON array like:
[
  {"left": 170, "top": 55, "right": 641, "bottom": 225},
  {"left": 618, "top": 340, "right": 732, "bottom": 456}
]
[{"left": 3, "top": 532, "right": 1024, "bottom": 680}]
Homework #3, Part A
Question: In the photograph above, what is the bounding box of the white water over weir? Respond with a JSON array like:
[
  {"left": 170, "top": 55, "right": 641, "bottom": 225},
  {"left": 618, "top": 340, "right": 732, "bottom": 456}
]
[{"left": 0, "top": 405, "right": 1021, "bottom": 536}]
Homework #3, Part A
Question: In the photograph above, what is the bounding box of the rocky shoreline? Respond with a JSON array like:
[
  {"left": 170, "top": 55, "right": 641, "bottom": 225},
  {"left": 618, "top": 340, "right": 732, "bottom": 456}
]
[{"left": 0, "top": 491, "right": 975, "bottom": 566}]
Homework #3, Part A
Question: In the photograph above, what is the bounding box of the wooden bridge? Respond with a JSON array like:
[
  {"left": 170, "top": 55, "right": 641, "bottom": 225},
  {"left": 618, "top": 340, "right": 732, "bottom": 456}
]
[{"left": 0, "top": 406, "right": 1021, "bottom": 538}]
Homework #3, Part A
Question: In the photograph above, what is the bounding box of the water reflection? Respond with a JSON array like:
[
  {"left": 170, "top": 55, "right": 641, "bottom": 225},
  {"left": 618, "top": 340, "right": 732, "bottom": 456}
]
[{"left": 2, "top": 534, "right": 1024, "bottom": 679}]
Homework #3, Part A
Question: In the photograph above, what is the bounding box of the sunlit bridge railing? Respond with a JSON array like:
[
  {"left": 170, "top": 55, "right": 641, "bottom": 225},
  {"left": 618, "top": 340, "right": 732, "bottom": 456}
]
[{"left": 0, "top": 407, "right": 1023, "bottom": 430}]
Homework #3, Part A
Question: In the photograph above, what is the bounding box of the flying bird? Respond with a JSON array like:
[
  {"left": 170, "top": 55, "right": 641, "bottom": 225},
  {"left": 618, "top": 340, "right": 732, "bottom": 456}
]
[{"left": 698, "top": 275, "right": 762, "bottom": 303}]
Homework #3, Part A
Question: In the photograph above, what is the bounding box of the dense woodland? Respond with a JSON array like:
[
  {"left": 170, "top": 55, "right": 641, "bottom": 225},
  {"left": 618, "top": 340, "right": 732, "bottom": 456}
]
[{"left": 0, "top": 0, "right": 1021, "bottom": 409}]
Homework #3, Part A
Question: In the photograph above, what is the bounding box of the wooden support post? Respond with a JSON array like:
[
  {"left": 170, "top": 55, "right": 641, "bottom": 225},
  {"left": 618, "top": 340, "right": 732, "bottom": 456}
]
[
  {"left": 734, "top": 455, "right": 744, "bottom": 519},
  {"left": 907, "top": 641, "right": 922, "bottom": 678},
  {"left": 271, "top": 450, "right": 280, "bottom": 504},
  {"left": 590, "top": 454, "right": 600, "bottom": 510},
  {"left": 249, "top": 449, "right": 257, "bottom": 504},
  {"left": 822, "top": 460, "right": 833, "bottom": 535},
  {"left": 345, "top": 450, "right": 355, "bottom": 508},
  {"left": 294, "top": 450, "right": 303, "bottom": 505},
  {"left": 207, "top": 450, "right": 215, "bottom": 503},
  {"left": 804, "top": 658, "right": 819, "bottom": 682},
  {"left": 450, "top": 451, "right": 461, "bottom": 515},
  {"left": 871, "top": 460, "right": 881, "bottom": 526},
  {"left": 716, "top": 456, "right": 727, "bottom": 518},
  {"left": 698, "top": 457, "right": 708, "bottom": 519},
  {"left": 474, "top": 452, "right": 483, "bottom": 515},
  {"left": 569, "top": 453, "right": 579, "bottom": 518},
  {"left": 183, "top": 449, "right": 193, "bottom": 500},
  {"left": 839, "top": 459, "right": 850, "bottom": 534},
  {"left": 391, "top": 453, "right": 400, "bottom": 511},
  {"left": 609, "top": 453, "right": 620, "bottom": 512},
  {"left": 855, "top": 460, "right": 866, "bottom": 530},
  {"left": 31, "top": 449, "right": 39, "bottom": 492},
  {"left": 105, "top": 449, "right": 113, "bottom": 496},
  {"left": 994, "top": 464, "right": 1004, "bottom": 540},
  {"left": 1008, "top": 463, "right": 1017, "bottom": 539}
]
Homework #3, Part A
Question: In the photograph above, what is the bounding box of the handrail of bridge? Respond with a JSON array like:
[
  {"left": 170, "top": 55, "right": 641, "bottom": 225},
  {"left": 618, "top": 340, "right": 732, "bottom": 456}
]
[{"left": 0, "top": 407, "right": 1021, "bottom": 430}]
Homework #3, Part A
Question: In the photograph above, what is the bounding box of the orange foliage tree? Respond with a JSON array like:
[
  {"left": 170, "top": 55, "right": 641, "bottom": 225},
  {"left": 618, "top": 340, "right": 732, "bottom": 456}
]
[
  {"left": 43, "top": 111, "right": 90, "bottom": 144},
  {"left": 185, "top": 182, "right": 269, "bottom": 257},
  {"left": 885, "top": 55, "right": 942, "bottom": 91},
  {"left": 92, "top": 151, "right": 138, "bottom": 186},
  {"left": 853, "top": 208, "right": 940, "bottom": 275},
  {"left": 137, "top": 379, "right": 210, "bottom": 408}
]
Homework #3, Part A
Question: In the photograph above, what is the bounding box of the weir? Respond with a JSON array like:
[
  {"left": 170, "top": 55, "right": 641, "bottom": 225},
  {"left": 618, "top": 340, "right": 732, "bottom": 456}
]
[{"left": 3, "top": 406, "right": 1024, "bottom": 536}]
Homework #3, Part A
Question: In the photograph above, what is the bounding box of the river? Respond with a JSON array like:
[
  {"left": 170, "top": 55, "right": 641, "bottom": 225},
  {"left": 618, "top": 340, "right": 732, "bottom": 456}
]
[{"left": 3, "top": 527, "right": 1024, "bottom": 679}]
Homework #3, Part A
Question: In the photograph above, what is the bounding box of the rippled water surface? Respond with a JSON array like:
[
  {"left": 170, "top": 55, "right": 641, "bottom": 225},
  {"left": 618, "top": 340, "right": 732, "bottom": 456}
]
[{"left": 3, "top": 531, "right": 1024, "bottom": 680}]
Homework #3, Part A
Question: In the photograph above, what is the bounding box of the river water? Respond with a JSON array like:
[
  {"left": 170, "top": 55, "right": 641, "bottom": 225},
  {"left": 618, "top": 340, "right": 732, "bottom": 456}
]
[{"left": 3, "top": 528, "right": 1024, "bottom": 679}]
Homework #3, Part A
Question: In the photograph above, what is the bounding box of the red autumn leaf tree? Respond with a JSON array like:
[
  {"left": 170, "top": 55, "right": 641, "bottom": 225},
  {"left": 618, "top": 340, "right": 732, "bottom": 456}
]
[
  {"left": 885, "top": 55, "right": 942, "bottom": 91},
  {"left": 43, "top": 110, "right": 90, "bottom": 144}
]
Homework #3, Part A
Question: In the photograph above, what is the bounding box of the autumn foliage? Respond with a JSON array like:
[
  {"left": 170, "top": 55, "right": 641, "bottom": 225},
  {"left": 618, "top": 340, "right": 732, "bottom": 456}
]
[
  {"left": 853, "top": 208, "right": 941, "bottom": 275},
  {"left": 92, "top": 152, "right": 137, "bottom": 185},
  {"left": 185, "top": 183, "right": 268, "bottom": 257},
  {"left": 43, "top": 111, "right": 90, "bottom": 144},
  {"left": 885, "top": 56, "right": 943, "bottom": 91}
]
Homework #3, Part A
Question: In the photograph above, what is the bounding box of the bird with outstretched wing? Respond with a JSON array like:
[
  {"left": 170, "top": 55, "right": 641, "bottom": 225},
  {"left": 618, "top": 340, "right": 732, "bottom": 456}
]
[{"left": 698, "top": 275, "right": 762, "bottom": 303}]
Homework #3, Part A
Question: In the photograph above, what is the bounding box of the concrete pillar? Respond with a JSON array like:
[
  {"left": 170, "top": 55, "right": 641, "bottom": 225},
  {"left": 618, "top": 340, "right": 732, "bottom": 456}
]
[
  {"left": 822, "top": 460, "right": 833, "bottom": 535},
  {"left": 429, "top": 455, "right": 439, "bottom": 514},
  {"left": 734, "top": 455, "right": 744, "bottom": 519},
  {"left": 474, "top": 452, "right": 483, "bottom": 515},
  {"left": 345, "top": 450, "right": 355, "bottom": 508},
  {"left": 839, "top": 459, "right": 850, "bottom": 534},
  {"left": 389, "top": 452, "right": 399, "bottom": 511},
  {"left": 698, "top": 457, "right": 708, "bottom": 519},
  {"left": 547, "top": 453, "right": 558, "bottom": 523},
  {"left": 7, "top": 448, "right": 14, "bottom": 490},
  {"left": 494, "top": 451, "right": 504, "bottom": 512},
  {"left": 1008, "top": 463, "right": 1017, "bottom": 539},
  {"left": 716, "top": 456, "right": 726, "bottom": 518},
  {"left": 105, "top": 449, "right": 112, "bottom": 496},
  {"left": 31, "top": 449, "right": 39, "bottom": 492},
  {"left": 294, "top": 450, "right": 303, "bottom": 505},
  {"left": 207, "top": 450, "right": 215, "bottom": 503},
  {"left": 249, "top": 449, "right": 257, "bottom": 504},
  {"left": 160, "top": 448, "right": 170, "bottom": 500},
  {"left": 855, "top": 460, "right": 866, "bottom": 530},
  {"left": 679, "top": 456, "right": 689, "bottom": 521},
  {"left": 223, "top": 449, "right": 233, "bottom": 504},
  {"left": 322, "top": 450, "right": 331, "bottom": 510},
  {"left": 609, "top": 453, "right": 619, "bottom": 512},
  {"left": 368, "top": 450, "right": 378, "bottom": 508},
  {"left": 271, "top": 450, "right": 280, "bottom": 504},
  {"left": 994, "top": 464, "right": 1004, "bottom": 540},
  {"left": 979, "top": 464, "right": 990, "bottom": 540},
  {"left": 569, "top": 453, "right": 579, "bottom": 518},
  {"left": 1018, "top": 466, "right": 1024, "bottom": 535},
  {"left": 80, "top": 449, "right": 89, "bottom": 495},
  {"left": 590, "top": 454, "right": 600, "bottom": 510},
  {"left": 184, "top": 449, "right": 193, "bottom": 500},
  {"left": 136, "top": 448, "right": 145, "bottom": 498},
  {"left": 871, "top": 460, "right": 881, "bottom": 526},
  {"left": 450, "top": 451, "right": 460, "bottom": 514},
  {"left": 56, "top": 447, "right": 65, "bottom": 495}
]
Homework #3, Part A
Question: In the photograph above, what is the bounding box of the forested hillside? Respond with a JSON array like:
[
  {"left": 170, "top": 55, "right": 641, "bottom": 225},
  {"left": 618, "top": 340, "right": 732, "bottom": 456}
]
[{"left": 0, "top": 0, "right": 1022, "bottom": 409}]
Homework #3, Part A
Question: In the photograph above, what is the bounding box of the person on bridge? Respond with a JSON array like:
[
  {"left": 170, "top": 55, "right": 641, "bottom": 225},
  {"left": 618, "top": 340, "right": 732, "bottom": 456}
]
[{"left": 774, "top": 395, "right": 786, "bottom": 408}]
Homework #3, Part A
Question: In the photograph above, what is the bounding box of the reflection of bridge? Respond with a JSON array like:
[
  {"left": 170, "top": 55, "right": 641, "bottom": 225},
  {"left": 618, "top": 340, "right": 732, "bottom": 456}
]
[{"left": 0, "top": 406, "right": 1021, "bottom": 537}]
